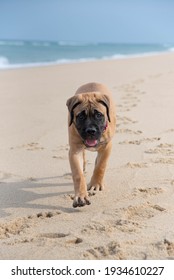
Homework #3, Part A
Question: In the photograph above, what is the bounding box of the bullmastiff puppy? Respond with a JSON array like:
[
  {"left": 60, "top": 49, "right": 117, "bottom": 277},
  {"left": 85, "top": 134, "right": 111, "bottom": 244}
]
[{"left": 66, "top": 82, "right": 116, "bottom": 208}]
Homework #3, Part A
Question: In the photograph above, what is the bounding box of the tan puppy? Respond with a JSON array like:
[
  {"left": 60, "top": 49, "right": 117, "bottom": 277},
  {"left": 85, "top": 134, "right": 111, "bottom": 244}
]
[{"left": 66, "top": 82, "right": 116, "bottom": 207}]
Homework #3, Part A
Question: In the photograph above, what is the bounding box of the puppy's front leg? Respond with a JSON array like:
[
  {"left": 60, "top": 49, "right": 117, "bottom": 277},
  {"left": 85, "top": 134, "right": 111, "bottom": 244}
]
[
  {"left": 69, "top": 148, "right": 90, "bottom": 207},
  {"left": 88, "top": 141, "right": 112, "bottom": 191}
]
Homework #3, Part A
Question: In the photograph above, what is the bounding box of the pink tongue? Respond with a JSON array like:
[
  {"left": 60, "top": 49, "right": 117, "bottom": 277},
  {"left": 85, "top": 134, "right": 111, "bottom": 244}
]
[{"left": 85, "top": 139, "right": 97, "bottom": 147}]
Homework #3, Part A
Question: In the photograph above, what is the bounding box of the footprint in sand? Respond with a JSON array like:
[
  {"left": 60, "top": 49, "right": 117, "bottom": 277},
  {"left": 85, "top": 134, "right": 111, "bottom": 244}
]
[
  {"left": 144, "top": 142, "right": 174, "bottom": 165},
  {"left": 84, "top": 241, "right": 125, "bottom": 260},
  {"left": 133, "top": 187, "right": 164, "bottom": 197},
  {"left": 145, "top": 143, "right": 174, "bottom": 156},
  {"left": 81, "top": 221, "right": 111, "bottom": 234},
  {"left": 52, "top": 155, "right": 67, "bottom": 160},
  {"left": 52, "top": 145, "right": 69, "bottom": 152},
  {"left": 119, "top": 140, "right": 142, "bottom": 145},
  {"left": 117, "top": 128, "right": 142, "bottom": 135},
  {"left": 123, "top": 95, "right": 138, "bottom": 103},
  {"left": 122, "top": 202, "right": 166, "bottom": 221},
  {"left": 52, "top": 145, "right": 69, "bottom": 160},
  {"left": 163, "top": 239, "right": 174, "bottom": 257},
  {"left": 113, "top": 219, "right": 141, "bottom": 233},
  {"left": 0, "top": 219, "right": 31, "bottom": 239},
  {"left": 34, "top": 211, "right": 62, "bottom": 219},
  {"left": 117, "top": 115, "right": 137, "bottom": 127},
  {"left": 0, "top": 211, "right": 61, "bottom": 239},
  {"left": 152, "top": 158, "right": 174, "bottom": 165},
  {"left": 119, "top": 137, "right": 161, "bottom": 146},
  {"left": 10, "top": 142, "right": 44, "bottom": 151},
  {"left": 125, "top": 162, "right": 149, "bottom": 168},
  {"left": 152, "top": 239, "right": 174, "bottom": 258}
]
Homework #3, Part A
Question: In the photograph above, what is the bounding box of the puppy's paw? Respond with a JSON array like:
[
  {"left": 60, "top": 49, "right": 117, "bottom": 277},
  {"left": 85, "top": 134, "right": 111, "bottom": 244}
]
[
  {"left": 87, "top": 182, "right": 105, "bottom": 191},
  {"left": 73, "top": 194, "right": 91, "bottom": 208}
]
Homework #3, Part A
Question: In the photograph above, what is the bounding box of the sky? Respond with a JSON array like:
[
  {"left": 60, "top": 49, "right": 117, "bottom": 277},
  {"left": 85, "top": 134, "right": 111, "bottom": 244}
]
[{"left": 0, "top": 0, "right": 174, "bottom": 43}]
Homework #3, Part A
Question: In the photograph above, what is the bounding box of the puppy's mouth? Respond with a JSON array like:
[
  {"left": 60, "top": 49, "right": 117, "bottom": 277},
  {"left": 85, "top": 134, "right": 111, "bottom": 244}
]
[{"left": 84, "top": 138, "right": 98, "bottom": 147}]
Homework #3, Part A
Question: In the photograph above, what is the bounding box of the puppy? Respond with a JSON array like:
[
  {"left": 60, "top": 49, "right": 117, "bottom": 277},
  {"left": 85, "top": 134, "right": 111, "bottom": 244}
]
[{"left": 66, "top": 82, "right": 116, "bottom": 207}]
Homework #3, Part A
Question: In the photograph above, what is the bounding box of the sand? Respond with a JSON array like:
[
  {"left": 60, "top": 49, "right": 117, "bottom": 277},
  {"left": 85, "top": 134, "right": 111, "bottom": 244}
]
[{"left": 0, "top": 53, "right": 174, "bottom": 260}]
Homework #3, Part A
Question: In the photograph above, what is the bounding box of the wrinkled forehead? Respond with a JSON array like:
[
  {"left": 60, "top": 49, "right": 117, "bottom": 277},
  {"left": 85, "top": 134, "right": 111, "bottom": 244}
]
[{"left": 74, "top": 97, "right": 106, "bottom": 115}]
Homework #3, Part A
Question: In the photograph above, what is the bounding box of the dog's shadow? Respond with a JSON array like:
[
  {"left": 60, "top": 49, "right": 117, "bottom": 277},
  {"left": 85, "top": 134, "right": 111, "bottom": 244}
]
[{"left": 0, "top": 176, "right": 76, "bottom": 219}]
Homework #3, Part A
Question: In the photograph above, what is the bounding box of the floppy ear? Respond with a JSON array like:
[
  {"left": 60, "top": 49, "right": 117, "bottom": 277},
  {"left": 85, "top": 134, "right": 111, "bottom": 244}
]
[
  {"left": 97, "top": 94, "right": 111, "bottom": 122},
  {"left": 66, "top": 95, "right": 82, "bottom": 126}
]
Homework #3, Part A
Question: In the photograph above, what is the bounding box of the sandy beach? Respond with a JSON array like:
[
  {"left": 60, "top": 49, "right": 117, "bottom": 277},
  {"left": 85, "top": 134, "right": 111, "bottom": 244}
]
[{"left": 0, "top": 53, "right": 174, "bottom": 260}]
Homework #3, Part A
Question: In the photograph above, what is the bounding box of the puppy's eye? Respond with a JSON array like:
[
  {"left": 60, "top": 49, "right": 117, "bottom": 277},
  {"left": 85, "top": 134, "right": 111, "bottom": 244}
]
[
  {"left": 95, "top": 111, "right": 103, "bottom": 119},
  {"left": 77, "top": 111, "right": 86, "bottom": 120}
]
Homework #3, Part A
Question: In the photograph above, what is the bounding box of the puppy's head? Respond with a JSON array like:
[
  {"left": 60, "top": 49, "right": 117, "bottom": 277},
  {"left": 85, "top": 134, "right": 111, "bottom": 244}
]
[{"left": 66, "top": 93, "right": 110, "bottom": 147}]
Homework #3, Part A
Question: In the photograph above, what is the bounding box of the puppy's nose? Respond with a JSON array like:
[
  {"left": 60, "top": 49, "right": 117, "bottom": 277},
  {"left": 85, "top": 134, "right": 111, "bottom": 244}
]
[{"left": 86, "top": 127, "right": 97, "bottom": 135}]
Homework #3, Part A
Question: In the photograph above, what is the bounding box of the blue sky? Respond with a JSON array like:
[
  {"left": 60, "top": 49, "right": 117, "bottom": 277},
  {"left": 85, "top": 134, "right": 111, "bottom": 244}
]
[{"left": 0, "top": 0, "right": 174, "bottom": 43}]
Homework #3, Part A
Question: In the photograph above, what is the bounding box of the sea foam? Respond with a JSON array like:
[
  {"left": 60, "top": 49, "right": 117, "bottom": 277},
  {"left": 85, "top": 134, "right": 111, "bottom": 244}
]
[
  {"left": 0, "top": 41, "right": 172, "bottom": 70},
  {"left": 0, "top": 57, "right": 9, "bottom": 68}
]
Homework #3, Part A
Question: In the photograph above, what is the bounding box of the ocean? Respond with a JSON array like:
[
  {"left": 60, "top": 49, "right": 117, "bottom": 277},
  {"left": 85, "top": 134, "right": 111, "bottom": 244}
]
[{"left": 0, "top": 40, "right": 173, "bottom": 69}]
